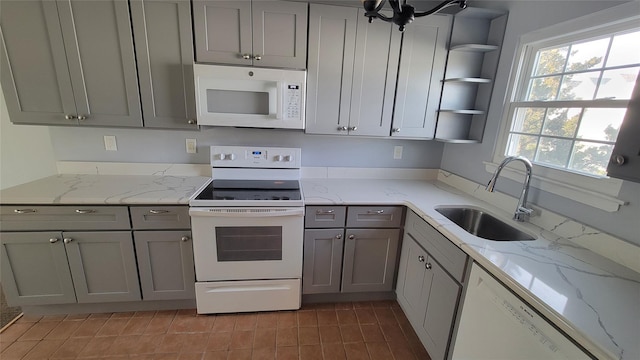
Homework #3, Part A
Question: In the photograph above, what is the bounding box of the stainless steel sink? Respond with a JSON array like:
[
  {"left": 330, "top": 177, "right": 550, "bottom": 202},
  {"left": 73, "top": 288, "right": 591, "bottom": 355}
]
[{"left": 436, "top": 207, "right": 536, "bottom": 241}]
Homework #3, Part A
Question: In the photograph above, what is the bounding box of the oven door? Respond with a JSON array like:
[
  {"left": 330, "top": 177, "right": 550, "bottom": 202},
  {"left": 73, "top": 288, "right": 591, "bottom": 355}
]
[{"left": 189, "top": 207, "right": 304, "bottom": 281}]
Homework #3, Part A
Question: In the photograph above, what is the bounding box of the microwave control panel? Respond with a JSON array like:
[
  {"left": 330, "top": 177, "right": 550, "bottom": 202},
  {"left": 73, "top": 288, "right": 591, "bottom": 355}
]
[{"left": 285, "top": 83, "right": 302, "bottom": 121}]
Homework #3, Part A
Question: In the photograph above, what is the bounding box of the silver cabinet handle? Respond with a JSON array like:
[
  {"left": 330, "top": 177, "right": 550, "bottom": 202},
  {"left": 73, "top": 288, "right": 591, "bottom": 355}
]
[
  {"left": 75, "top": 209, "right": 95, "bottom": 214},
  {"left": 14, "top": 209, "right": 37, "bottom": 214},
  {"left": 392, "top": 128, "right": 400, "bottom": 133},
  {"left": 181, "top": 236, "right": 190, "bottom": 242},
  {"left": 63, "top": 238, "right": 73, "bottom": 244},
  {"left": 348, "top": 234, "right": 355, "bottom": 240},
  {"left": 253, "top": 54, "right": 262, "bottom": 60},
  {"left": 187, "top": 119, "right": 196, "bottom": 125},
  {"left": 77, "top": 115, "right": 87, "bottom": 121},
  {"left": 65, "top": 114, "right": 76, "bottom": 120},
  {"left": 242, "top": 54, "right": 251, "bottom": 60},
  {"left": 335, "top": 234, "right": 342, "bottom": 239},
  {"left": 49, "top": 238, "right": 59, "bottom": 244},
  {"left": 149, "top": 209, "right": 170, "bottom": 214},
  {"left": 337, "top": 126, "right": 348, "bottom": 131},
  {"left": 316, "top": 209, "right": 334, "bottom": 215},
  {"left": 425, "top": 262, "right": 432, "bottom": 270},
  {"left": 348, "top": 126, "right": 357, "bottom": 131},
  {"left": 367, "top": 210, "right": 384, "bottom": 214},
  {"left": 418, "top": 255, "right": 425, "bottom": 262}
]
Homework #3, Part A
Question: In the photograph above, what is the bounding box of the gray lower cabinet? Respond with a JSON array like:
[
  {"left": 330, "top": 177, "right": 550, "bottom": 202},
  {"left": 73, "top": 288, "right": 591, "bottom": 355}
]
[
  {"left": 134, "top": 230, "right": 195, "bottom": 301},
  {"left": 0, "top": 230, "right": 141, "bottom": 306},
  {"left": 302, "top": 229, "right": 344, "bottom": 294},
  {"left": 396, "top": 211, "right": 469, "bottom": 360},
  {"left": 130, "top": 0, "right": 197, "bottom": 129},
  {"left": 193, "top": 0, "right": 307, "bottom": 69},
  {"left": 0, "top": 0, "right": 142, "bottom": 127}
]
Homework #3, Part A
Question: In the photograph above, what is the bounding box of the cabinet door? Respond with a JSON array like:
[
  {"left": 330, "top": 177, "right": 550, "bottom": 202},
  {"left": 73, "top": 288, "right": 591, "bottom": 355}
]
[
  {"left": 0, "top": 0, "right": 77, "bottom": 125},
  {"left": 395, "top": 234, "right": 430, "bottom": 322},
  {"left": 193, "top": 0, "right": 252, "bottom": 65},
  {"left": 303, "top": 229, "right": 344, "bottom": 294},
  {"left": 251, "top": 0, "right": 307, "bottom": 69},
  {"left": 0, "top": 232, "right": 76, "bottom": 306},
  {"left": 348, "top": 10, "right": 401, "bottom": 136},
  {"left": 392, "top": 14, "right": 451, "bottom": 138},
  {"left": 134, "top": 231, "right": 195, "bottom": 301},
  {"left": 57, "top": 0, "right": 142, "bottom": 127},
  {"left": 421, "top": 257, "right": 462, "bottom": 360},
  {"left": 341, "top": 228, "right": 400, "bottom": 292},
  {"left": 607, "top": 77, "right": 640, "bottom": 182},
  {"left": 306, "top": 4, "right": 358, "bottom": 135},
  {"left": 131, "top": 0, "right": 197, "bottom": 129},
  {"left": 64, "top": 231, "right": 141, "bottom": 303}
]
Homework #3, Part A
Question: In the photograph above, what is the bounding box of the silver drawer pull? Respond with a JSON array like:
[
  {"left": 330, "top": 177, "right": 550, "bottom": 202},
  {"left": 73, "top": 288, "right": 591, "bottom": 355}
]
[
  {"left": 75, "top": 209, "right": 95, "bottom": 214},
  {"left": 348, "top": 234, "right": 355, "bottom": 240},
  {"left": 418, "top": 255, "right": 425, "bottom": 263},
  {"left": 425, "top": 262, "right": 432, "bottom": 270},
  {"left": 149, "top": 209, "right": 170, "bottom": 214},
  {"left": 181, "top": 236, "right": 190, "bottom": 242},
  {"left": 367, "top": 210, "right": 385, "bottom": 214},
  {"left": 49, "top": 238, "right": 59, "bottom": 244},
  {"left": 14, "top": 209, "right": 37, "bottom": 214},
  {"left": 316, "top": 209, "right": 335, "bottom": 215},
  {"left": 63, "top": 238, "right": 73, "bottom": 244}
]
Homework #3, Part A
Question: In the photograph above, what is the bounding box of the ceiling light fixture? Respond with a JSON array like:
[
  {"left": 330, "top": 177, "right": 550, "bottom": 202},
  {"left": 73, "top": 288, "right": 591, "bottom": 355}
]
[{"left": 362, "top": 0, "right": 468, "bottom": 31}]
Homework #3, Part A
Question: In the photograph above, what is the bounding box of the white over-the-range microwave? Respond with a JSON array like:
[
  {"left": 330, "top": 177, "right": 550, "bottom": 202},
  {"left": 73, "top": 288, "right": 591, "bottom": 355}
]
[{"left": 194, "top": 64, "right": 306, "bottom": 129}]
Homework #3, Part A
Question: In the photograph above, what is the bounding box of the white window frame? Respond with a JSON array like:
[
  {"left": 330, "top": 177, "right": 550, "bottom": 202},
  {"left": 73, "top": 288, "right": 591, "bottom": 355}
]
[{"left": 491, "top": 2, "right": 639, "bottom": 212}]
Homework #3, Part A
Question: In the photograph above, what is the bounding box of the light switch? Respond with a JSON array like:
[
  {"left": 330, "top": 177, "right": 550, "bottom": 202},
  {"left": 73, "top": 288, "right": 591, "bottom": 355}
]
[
  {"left": 104, "top": 136, "right": 117, "bottom": 151},
  {"left": 186, "top": 139, "right": 197, "bottom": 154},
  {"left": 394, "top": 146, "right": 403, "bottom": 160}
]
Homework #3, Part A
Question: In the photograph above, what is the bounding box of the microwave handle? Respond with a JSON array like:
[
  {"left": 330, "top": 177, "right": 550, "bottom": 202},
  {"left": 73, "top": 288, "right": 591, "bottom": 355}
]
[{"left": 276, "top": 81, "right": 284, "bottom": 120}]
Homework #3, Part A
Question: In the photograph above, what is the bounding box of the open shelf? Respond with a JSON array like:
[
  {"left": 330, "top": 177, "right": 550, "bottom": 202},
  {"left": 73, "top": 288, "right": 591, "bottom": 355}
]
[
  {"left": 450, "top": 44, "right": 499, "bottom": 52},
  {"left": 439, "top": 109, "right": 485, "bottom": 115},
  {"left": 443, "top": 77, "right": 492, "bottom": 83},
  {"left": 434, "top": 138, "right": 481, "bottom": 144}
]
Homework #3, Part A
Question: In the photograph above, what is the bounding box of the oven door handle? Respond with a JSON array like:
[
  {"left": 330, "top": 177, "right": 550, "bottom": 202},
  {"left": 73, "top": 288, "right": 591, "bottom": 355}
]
[{"left": 189, "top": 208, "right": 304, "bottom": 217}]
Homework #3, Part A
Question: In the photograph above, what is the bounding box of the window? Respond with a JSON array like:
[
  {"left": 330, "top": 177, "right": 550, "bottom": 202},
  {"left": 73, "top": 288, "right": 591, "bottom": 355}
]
[
  {"left": 493, "top": 3, "right": 639, "bottom": 212},
  {"left": 507, "top": 29, "right": 639, "bottom": 177}
]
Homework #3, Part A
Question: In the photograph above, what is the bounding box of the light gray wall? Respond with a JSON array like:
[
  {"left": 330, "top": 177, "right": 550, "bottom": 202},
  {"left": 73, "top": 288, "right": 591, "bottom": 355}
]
[
  {"left": 439, "top": 1, "right": 640, "bottom": 245},
  {"left": 48, "top": 126, "right": 445, "bottom": 169}
]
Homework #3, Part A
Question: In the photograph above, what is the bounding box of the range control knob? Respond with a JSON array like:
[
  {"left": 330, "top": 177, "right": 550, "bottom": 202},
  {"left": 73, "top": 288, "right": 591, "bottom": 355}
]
[
  {"left": 283, "top": 155, "right": 293, "bottom": 162},
  {"left": 215, "top": 153, "right": 225, "bottom": 160},
  {"left": 274, "top": 155, "right": 284, "bottom": 162},
  {"left": 225, "top": 153, "right": 236, "bottom": 160}
]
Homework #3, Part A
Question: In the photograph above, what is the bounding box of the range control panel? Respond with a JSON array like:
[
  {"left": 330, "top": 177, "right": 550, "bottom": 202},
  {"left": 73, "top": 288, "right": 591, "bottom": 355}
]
[{"left": 210, "top": 146, "right": 301, "bottom": 169}]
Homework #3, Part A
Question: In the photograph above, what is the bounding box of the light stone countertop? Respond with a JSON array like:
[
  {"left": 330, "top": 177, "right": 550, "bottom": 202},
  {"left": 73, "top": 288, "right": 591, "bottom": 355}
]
[{"left": 302, "top": 178, "right": 640, "bottom": 360}]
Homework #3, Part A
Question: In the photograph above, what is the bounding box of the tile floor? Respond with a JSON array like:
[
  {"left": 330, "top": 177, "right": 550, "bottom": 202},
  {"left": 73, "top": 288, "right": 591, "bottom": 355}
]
[{"left": 0, "top": 301, "right": 431, "bottom": 360}]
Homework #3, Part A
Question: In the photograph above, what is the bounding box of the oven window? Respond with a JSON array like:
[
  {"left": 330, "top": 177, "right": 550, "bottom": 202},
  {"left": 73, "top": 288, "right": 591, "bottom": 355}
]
[
  {"left": 215, "top": 226, "right": 282, "bottom": 261},
  {"left": 206, "top": 89, "right": 269, "bottom": 115}
]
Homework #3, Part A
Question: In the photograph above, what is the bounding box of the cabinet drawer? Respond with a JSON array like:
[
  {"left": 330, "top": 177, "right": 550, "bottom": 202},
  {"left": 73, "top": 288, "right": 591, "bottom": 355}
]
[
  {"left": 0, "top": 206, "right": 131, "bottom": 231},
  {"left": 405, "top": 210, "right": 467, "bottom": 282},
  {"left": 130, "top": 206, "right": 190, "bottom": 229},
  {"left": 305, "top": 206, "right": 346, "bottom": 228},
  {"left": 346, "top": 206, "right": 403, "bottom": 228}
]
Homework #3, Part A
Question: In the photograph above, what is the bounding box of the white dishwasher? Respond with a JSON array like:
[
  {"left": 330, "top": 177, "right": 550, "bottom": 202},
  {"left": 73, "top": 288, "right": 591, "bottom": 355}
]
[{"left": 451, "top": 263, "right": 593, "bottom": 360}]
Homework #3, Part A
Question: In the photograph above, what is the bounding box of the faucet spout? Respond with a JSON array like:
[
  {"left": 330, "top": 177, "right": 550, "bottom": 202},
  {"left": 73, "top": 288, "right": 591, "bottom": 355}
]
[{"left": 486, "top": 156, "right": 534, "bottom": 222}]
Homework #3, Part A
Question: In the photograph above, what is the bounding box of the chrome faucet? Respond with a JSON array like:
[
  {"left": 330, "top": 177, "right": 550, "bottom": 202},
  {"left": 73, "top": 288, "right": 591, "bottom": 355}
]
[{"left": 486, "top": 156, "right": 534, "bottom": 222}]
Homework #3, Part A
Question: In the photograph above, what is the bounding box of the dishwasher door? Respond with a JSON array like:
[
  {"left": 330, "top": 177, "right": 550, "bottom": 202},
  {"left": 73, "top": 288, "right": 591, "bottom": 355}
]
[{"left": 451, "top": 263, "right": 593, "bottom": 360}]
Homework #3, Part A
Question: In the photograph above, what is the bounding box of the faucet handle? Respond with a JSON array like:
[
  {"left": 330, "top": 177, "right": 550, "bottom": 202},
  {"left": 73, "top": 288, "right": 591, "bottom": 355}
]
[{"left": 514, "top": 206, "right": 534, "bottom": 221}]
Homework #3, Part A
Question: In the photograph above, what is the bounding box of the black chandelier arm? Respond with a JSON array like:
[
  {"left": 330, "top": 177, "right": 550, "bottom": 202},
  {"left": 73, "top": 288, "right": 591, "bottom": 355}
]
[
  {"left": 414, "top": 0, "right": 467, "bottom": 17},
  {"left": 387, "top": 0, "right": 402, "bottom": 14},
  {"left": 365, "top": 11, "right": 393, "bottom": 22}
]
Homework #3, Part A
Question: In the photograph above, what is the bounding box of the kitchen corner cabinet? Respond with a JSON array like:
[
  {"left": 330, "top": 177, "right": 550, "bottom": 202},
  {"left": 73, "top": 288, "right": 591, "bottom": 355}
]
[
  {"left": 193, "top": 0, "right": 308, "bottom": 69},
  {"left": 436, "top": 8, "right": 508, "bottom": 143},
  {"left": 303, "top": 205, "right": 403, "bottom": 294},
  {"left": 0, "top": 0, "right": 142, "bottom": 127},
  {"left": 607, "top": 77, "right": 640, "bottom": 182},
  {"left": 396, "top": 210, "right": 469, "bottom": 360},
  {"left": 391, "top": 14, "right": 451, "bottom": 138},
  {"left": 306, "top": 5, "right": 401, "bottom": 137},
  {"left": 130, "top": 0, "right": 198, "bottom": 129}
]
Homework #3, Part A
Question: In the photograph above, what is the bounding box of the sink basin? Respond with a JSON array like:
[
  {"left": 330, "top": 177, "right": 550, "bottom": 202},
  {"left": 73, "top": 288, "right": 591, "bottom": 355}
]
[{"left": 435, "top": 207, "right": 536, "bottom": 241}]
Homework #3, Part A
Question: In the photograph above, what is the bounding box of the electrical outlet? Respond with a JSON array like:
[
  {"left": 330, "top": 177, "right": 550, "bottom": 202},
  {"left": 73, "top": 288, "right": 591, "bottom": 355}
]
[
  {"left": 393, "top": 146, "right": 403, "bottom": 160},
  {"left": 186, "top": 138, "right": 197, "bottom": 154},
  {"left": 104, "top": 136, "right": 117, "bottom": 151}
]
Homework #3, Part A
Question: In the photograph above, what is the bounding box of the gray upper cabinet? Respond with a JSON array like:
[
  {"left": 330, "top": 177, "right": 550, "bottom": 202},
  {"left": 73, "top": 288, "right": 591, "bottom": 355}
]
[
  {"left": 607, "top": 77, "right": 640, "bottom": 183},
  {"left": 130, "top": 0, "right": 197, "bottom": 129},
  {"left": 0, "top": 0, "right": 142, "bottom": 127},
  {"left": 391, "top": 14, "right": 451, "bottom": 139},
  {"left": 193, "top": 0, "right": 307, "bottom": 69},
  {"left": 0, "top": 232, "right": 77, "bottom": 306},
  {"left": 306, "top": 5, "right": 401, "bottom": 137}
]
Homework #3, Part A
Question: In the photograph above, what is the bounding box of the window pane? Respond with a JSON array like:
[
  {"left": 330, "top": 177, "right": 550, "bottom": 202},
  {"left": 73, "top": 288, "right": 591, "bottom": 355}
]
[
  {"left": 606, "top": 30, "right": 640, "bottom": 67},
  {"left": 577, "top": 108, "right": 625, "bottom": 142},
  {"left": 535, "top": 137, "right": 572, "bottom": 167},
  {"left": 596, "top": 67, "right": 639, "bottom": 100},
  {"left": 507, "top": 134, "right": 538, "bottom": 160},
  {"left": 541, "top": 108, "right": 581, "bottom": 137},
  {"left": 569, "top": 141, "right": 614, "bottom": 176},
  {"left": 511, "top": 108, "right": 545, "bottom": 134},
  {"left": 566, "top": 38, "right": 608, "bottom": 72},
  {"left": 534, "top": 47, "right": 568, "bottom": 76},
  {"left": 527, "top": 76, "right": 561, "bottom": 101},
  {"left": 557, "top": 71, "right": 600, "bottom": 100}
]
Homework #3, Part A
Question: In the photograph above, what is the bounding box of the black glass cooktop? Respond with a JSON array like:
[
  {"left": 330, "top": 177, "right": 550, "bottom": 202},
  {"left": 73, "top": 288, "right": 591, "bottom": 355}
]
[{"left": 194, "top": 180, "right": 302, "bottom": 201}]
